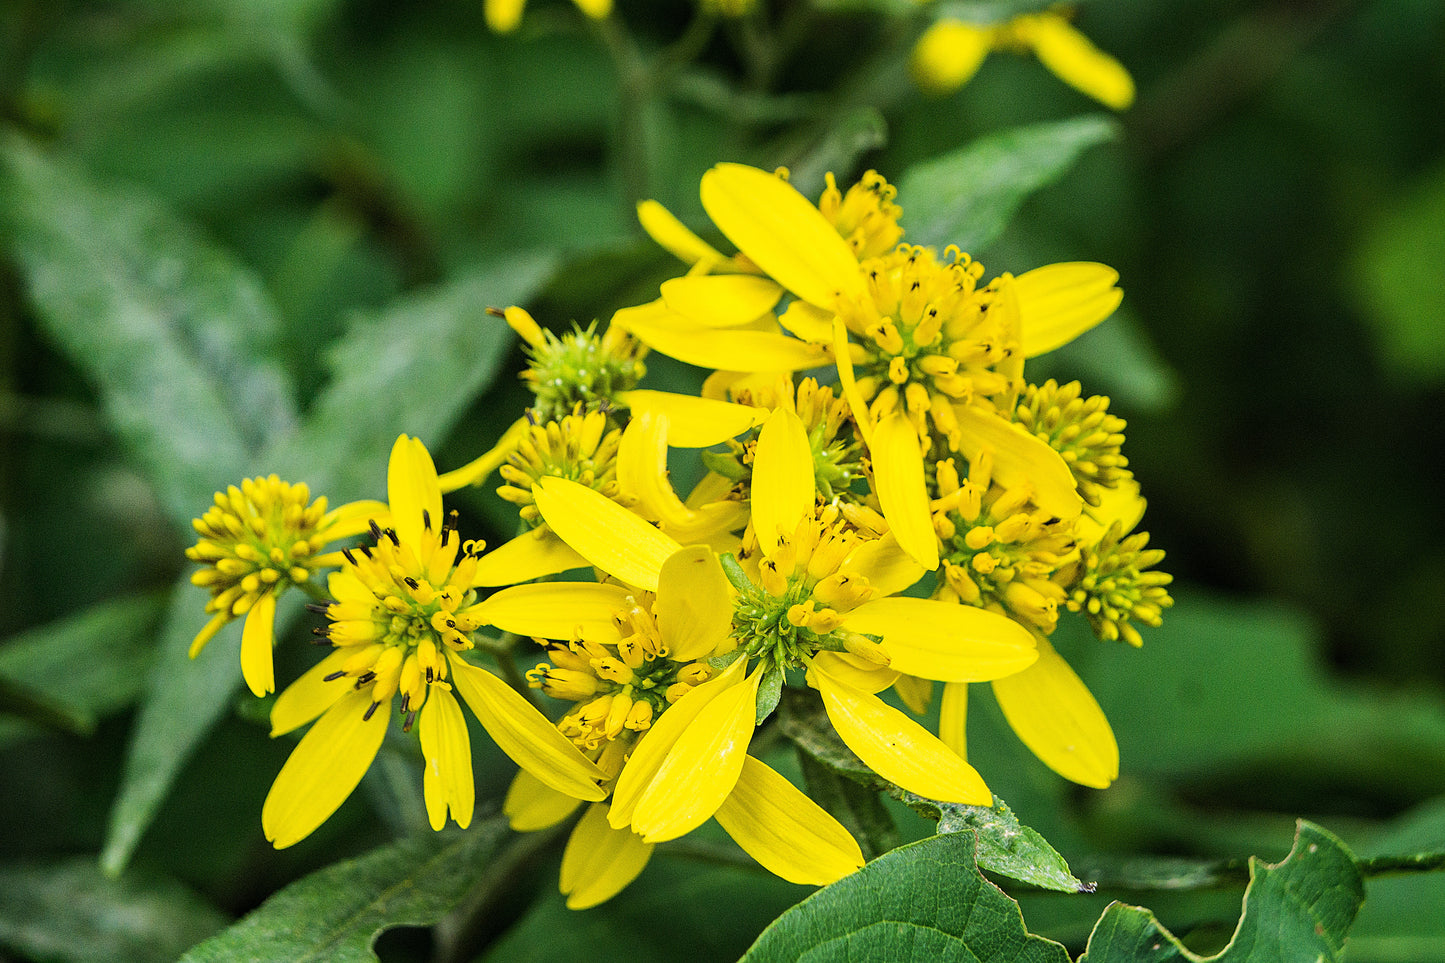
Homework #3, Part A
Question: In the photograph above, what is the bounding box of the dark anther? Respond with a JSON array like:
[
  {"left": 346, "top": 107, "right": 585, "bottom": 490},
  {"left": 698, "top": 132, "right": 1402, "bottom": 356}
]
[
  {"left": 422, "top": 509, "right": 433, "bottom": 531},
  {"left": 323, "top": 670, "right": 347, "bottom": 682},
  {"left": 402, "top": 710, "right": 417, "bottom": 733},
  {"left": 525, "top": 409, "right": 539, "bottom": 426},
  {"left": 386, "top": 528, "right": 400, "bottom": 545},
  {"left": 485, "top": 306, "right": 506, "bottom": 318},
  {"left": 357, "top": 671, "right": 376, "bottom": 685},
  {"left": 426, "top": 667, "right": 434, "bottom": 683},
  {"left": 400, "top": 694, "right": 410, "bottom": 713},
  {"left": 311, "top": 625, "right": 331, "bottom": 637},
  {"left": 369, "top": 520, "right": 383, "bottom": 540},
  {"left": 363, "top": 701, "right": 381, "bottom": 721},
  {"left": 342, "top": 548, "right": 359, "bottom": 565},
  {"left": 911, "top": 281, "right": 920, "bottom": 291},
  {"left": 444, "top": 510, "right": 459, "bottom": 532},
  {"left": 404, "top": 576, "right": 420, "bottom": 590},
  {"left": 305, "top": 602, "right": 331, "bottom": 614}
]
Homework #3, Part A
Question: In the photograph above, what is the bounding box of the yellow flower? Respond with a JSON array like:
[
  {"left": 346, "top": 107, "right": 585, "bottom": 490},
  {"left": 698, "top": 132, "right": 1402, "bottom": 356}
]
[
  {"left": 260, "top": 435, "right": 605, "bottom": 849},
  {"left": 485, "top": 0, "right": 611, "bottom": 33},
  {"left": 910, "top": 10, "right": 1135, "bottom": 110},
  {"left": 186, "top": 476, "right": 386, "bottom": 697}
]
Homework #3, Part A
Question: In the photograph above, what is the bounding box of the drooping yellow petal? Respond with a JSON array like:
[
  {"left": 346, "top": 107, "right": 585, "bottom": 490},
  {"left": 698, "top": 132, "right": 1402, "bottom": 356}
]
[
  {"left": 700, "top": 164, "right": 865, "bottom": 309},
  {"left": 777, "top": 300, "right": 836, "bottom": 342},
  {"left": 811, "top": 662, "right": 991, "bottom": 804},
  {"left": 484, "top": 0, "right": 525, "bottom": 31},
  {"left": 240, "top": 590, "right": 277, "bottom": 697},
  {"left": 952, "top": 404, "right": 1084, "bottom": 520},
  {"left": 387, "top": 435, "right": 442, "bottom": 552},
  {"left": 617, "top": 413, "right": 707, "bottom": 531},
  {"left": 560, "top": 803, "right": 654, "bottom": 910},
  {"left": 992, "top": 635, "right": 1118, "bottom": 788},
  {"left": 893, "top": 673, "right": 933, "bottom": 715},
  {"left": 532, "top": 476, "right": 682, "bottom": 593},
  {"left": 188, "top": 611, "right": 228, "bottom": 659},
  {"left": 655, "top": 546, "right": 734, "bottom": 662},
  {"left": 939, "top": 681, "right": 968, "bottom": 760},
  {"left": 418, "top": 687, "right": 474, "bottom": 831},
  {"left": 262, "top": 688, "right": 389, "bottom": 848},
  {"left": 715, "top": 755, "right": 864, "bottom": 885},
  {"left": 631, "top": 667, "right": 762, "bottom": 842},
  {"left": 505, "top": 769, "right": 584, "bottom": 831},
  {"left": 636, "top": 199, "right": 726, "bottom": 266},
  {"left": 614, "top": 300, "right": 828, "bottom": 372},
  {"left": 841, "top": 597, "right": 1037, "bottom": 682},
  {"left": 437, "top": 416, "right": 530, "bottom": 492},
  {"left": 839, "top": 531, "right": 925, "bottom": 597},
  {"left": 1022, "top": 15, "right": 1135, "bottom": 111},
  {"left": 270, "top": 648, "right": 353, "bottom": 736},
  {"left": 1013, "top": 262, "right": 1123, "bottom": 358},
  {"left": 810, "top": 651, "right": 899, "bottom": 694},
  {"left": 473, "top": 582, "right": 632, "bottom": 644},
  {"left": 621, "top": 390, "right": 767, "bottom": 448},
  {"left": 870, "top": 413, "right": 939, "bottom": 570},
  {"left": 661, "top": 275, "right": 783, "bottom": 328},
  {"left": 448, "top": 656, "right": 607, "bottom": 801},
  {"left": 832, "top": 317, "right": 874, "bottom": 449},
  {"left": 609, "top": 657, "right": 746, "bottom": 829},
  {"left": 910, "top": 19, "right": 993, "bottom": 96},
  {"left": 751, "top": 407, "right": 816, "bottom": 556},
  {"left": 470, "top": 527, "right": 590, "bottom": 587}
]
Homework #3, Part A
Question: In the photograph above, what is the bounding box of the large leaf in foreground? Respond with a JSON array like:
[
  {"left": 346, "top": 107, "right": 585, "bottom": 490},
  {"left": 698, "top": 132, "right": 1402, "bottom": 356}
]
[
  {"left": 899, "top": 116, "right": 1118, "bottom": 254},
  {"left": 741, "top": 830, "right": 1069, "bottom": 963},
  {"left": 1079, "top": 821, "right": 1364, "bottom": 963},
  {"left": 102, "top": 258, "right": 554, "bottom": 875},
  {"left": 181, "top": 817, "right": 510, "bottom": 962}
]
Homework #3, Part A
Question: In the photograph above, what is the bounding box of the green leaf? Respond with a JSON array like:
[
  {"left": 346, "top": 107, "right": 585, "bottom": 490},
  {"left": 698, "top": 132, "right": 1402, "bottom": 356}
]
[
  {"left": 778, "top": 689, "right": 1083, "bottom": 892},
  {"left": 1078, "top": 821, "right": 1365, "bottom": 963},
  {"left": 0, "top": 594, "right": 164, "bottom": 738},
  {"left": 180, "top": 817, "right": 510, "bottom": 963},
  {"left": 898, "top": 116, "right": 1119, "bottom": 253},
  {"left": 740, "top": 831, "right": 1070, "bottom": 962},
  {"left": 0, "top": 857, "right": 228, "bottom": 963},
  {"left": 1347, "top": 798, "right": 1445, "bottom": 961},
  {"left": 796, "top": 751, "right": 901, "bottom": 860},
  {"left": 0, "top": 132, "right": 296, "bottom": 527}
]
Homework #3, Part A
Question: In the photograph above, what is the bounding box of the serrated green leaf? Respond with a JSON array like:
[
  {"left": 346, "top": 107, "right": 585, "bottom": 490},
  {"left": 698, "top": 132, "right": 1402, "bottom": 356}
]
[
  {"left": 0, "top": 594, "right": 164, "bottom": 737},
  {"left": 180, "top": 817, "right": 510, "bottom": 963},
  {"left": 0, "top": 131, "right": 296, "bottom": 527},
  {"left": 740, "top": 830, "right": 1071, "bottom": 963},
  {"left": 898, "top": 116, "right": 1118, "bottom": 253},
  {"left": 778, "top": 688, "right": 1082, "bottom": 892},
  {"left": 0, "top": 857, "right": 228, "bottom": 963},
  {"left": 1079, "top": 821, "right": 1364, "bottom": 963}
]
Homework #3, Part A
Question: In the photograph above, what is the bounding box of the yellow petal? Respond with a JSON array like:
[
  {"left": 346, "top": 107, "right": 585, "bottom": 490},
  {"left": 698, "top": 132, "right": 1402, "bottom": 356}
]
[
  {"left": 387, "top": 435, "right": 442, "bottom": 552},
  {"left": 321, "top": 499, "right": 391, "bottom": 540},
  {"left": 419, "top": 687, "right": 474, "bottom": 831},
  {"left": 777, "top": 300, "right": 836, "bottom": 342},
  {"left": 661, "top": 275, "right": 783, "bottom": 328},
  {"left": 893, "top": 673, "right": 933, "bottom": 715},
  {"left": 991, "top": 635, "right": 1118, "bottom": 787},
  {"left": 841, "top": 596, "right": 1037, "bottom": 682},
  {"left": 270, "top": 648, "right": 352, "bottom": 736},
  {"left": 655, "top": 546, "right": 734, "bottom": 662},
  {"left": 240, "top": 591, "right": 277, "bottom": 697},
  {"left": 437, "top": 416, "right": 530, "bottom": 492},
  {"left": 631, "top": 667, "right": 762, "bottom": 842},
  {"left": 1081, "top": 476, "right": 1145, "bottom": 540},
  {"left": 700, "top": 163, "right": 865, "bottom": 309},
  {"left": 560, "top": 803, "right": 654, "bottom": 910},
  {"left": 715, "top": 755, "right": 864, "bottom": 885},
  {"left": 637, "top": 199, "right": 726, "bottom": 266},
  {"left": 470, "top": 527, "right": 591, "bottom": 587},
  {"left": 621, "top": 390, "right": 767, "bottom": 447},
  {"left": 838, "top": 532, "right": 925, "bottom": 597},
  {"left": 812, "top": 663, "right": 991, "bottom": 804},
  {"left": 532, "top": 476, "right": 682, "bottom": 592},
  {"left": 832, "top": 317, "right": 873, "bottom": 449},
  {"left": 618, "top": 413, "right": 701, "bottom": 528},
  {"left": 614, "top": 300, "right": 828, "bottom": 372},
  {"left": 262, "top": 688, "right": 388, "bottom": 848},
  {"left": 810, "top": 651, "right": 899, "bottom": 694},
  {"left": 751, "top": 407, "right": 816, "bottom": 556},
  {"left": 1013, "top": 262, "right": 1123, "bottom": 358},
  {"left": 870, "top": 413, "right": 939, "bottom": 570},
  {"left": 609, "top": 658, "right": 746, "bottom": 829},
  {"left": 505, "top": 769, "right": 584, "bottom": 831},
  {"left": 910, "top": 19, "right": 993, "bottom": 96},
  {"left": 939, "top": 681, "right": 968, "bottom": 760},
  {"left": 473, "top": 582, "right": 633, "bottom": 644},
  {"left": 569, "top": 0, "right": 611, "bottom": 22},
  {"left": 484, "top": 0, "right": 525, "bottom": 31},
  {"left": 188, "top": 611, "right": 228, "bottom": 659},
  {"left": 953, "top": 405, "right": 1083, "bottom": 520},
  {"left": 448, "top": 656, "right": 607, "bottom": 801},
  {"left": 1023, "top": 15, "right": 1135, "bottom": 111}
]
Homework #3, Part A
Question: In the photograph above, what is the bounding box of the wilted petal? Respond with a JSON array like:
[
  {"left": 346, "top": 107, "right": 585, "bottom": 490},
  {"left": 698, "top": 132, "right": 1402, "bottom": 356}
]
[
  {"left": 240, "top": 590, "right": 277, "bottom": 697},
  {"left": 992, "top": 635, "right": 1118, "bottom": 788},
  {"left": 752, "top": 408, "right": 816, "bottom": 556},
  {"left": 715, "top": 755, "right": 864, "bottom": 885},
  {"left": 474, "top": 582, "right": 632, "bottom": 644},
  {"left": 1013, "top": 262, "right": 1123, "bottom": 358},
  {"left": 532, "top": 476, "right": 682, "bottom": 592},
  {"left": 870, "top": 413, "right": 939, "bottom": 570},
  {"left": 419, "top": 687, "right": 474, "bottom": 830},
  {"left": 560, "top": 803, "right": 654, "bottom": 910},
  {"left": 841, "top": 596, "right": 1037, "bottom": 682},
  {"left": 262, "top": 688, "right": 389, "bottom": 848}
]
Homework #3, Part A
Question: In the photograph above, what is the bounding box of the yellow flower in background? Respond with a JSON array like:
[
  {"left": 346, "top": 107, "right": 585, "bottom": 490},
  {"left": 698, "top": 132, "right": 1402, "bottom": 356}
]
[
  {"left": 261, "top": 435, "right": 605, "bottom": 849},
  {"left": 484, "top": 0, "right": 611, "bottom": 33},
  {"left": 186, "top": 476, "right": 386, "bottom": 697},
  {"left": 911, "top": 9, "right": 1136, "bottom": 110}
]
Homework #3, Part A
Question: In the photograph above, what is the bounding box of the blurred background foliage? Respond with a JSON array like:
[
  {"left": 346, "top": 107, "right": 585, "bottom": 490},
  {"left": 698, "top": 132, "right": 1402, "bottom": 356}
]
[{"left": 2, "top": 0, "right": 1444, "bottom": 960}]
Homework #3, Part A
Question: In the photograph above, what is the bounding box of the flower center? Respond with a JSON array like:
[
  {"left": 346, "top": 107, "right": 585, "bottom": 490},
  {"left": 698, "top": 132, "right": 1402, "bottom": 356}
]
[{"left": 498, "top": 409, "right": 623, "bottom": 526}]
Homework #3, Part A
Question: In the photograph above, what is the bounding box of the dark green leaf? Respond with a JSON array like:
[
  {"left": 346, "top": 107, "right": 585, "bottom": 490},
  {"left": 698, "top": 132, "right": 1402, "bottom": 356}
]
[
  {"left": 782, "top": 108, "right": 890, "bottom": 200},
  {"left": 796, "top": 751, "right": 900, "bottom": 860},
  {"left": 181, "top": 817, "right": 511, "bottom": 963},
  {"left": 1079, "top": 821, "right": 1364, "bottom": 963},
  {"left": 0, "top": 857, "right": 228, "bottom": 963},
  {"left": 0, "top": 594, "right": 164, "bottom": 737},
  {"left": 740, "top": 831, "right": 1070, "bottom": 962},
  {"left": 0, "top": 132, "right": 296, "bottom": 527},
  {"left": 898, "top": 116, "right": 1118, "bottom": 253}
]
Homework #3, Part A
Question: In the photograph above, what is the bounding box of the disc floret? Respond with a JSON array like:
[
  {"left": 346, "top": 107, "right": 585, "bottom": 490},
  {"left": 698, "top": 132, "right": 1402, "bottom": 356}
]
[
  {"left": 498, "top": 408, "right": 623, "bottom": 525},
  {"left": 1015, "top": 380, "right": 1130, "bottom": 507},
  {"left": 501, "top": 306, "right": 646, "bottom": 421},
  {"left": 1061, "top": 523, "right": 1174, "bottom": 647}
]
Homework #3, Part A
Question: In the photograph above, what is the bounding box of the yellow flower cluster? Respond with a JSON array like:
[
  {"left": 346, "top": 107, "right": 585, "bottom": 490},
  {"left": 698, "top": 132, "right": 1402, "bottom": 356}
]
[{"left": 182, "top": 163, "right": 1171, "bottom": 909}]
